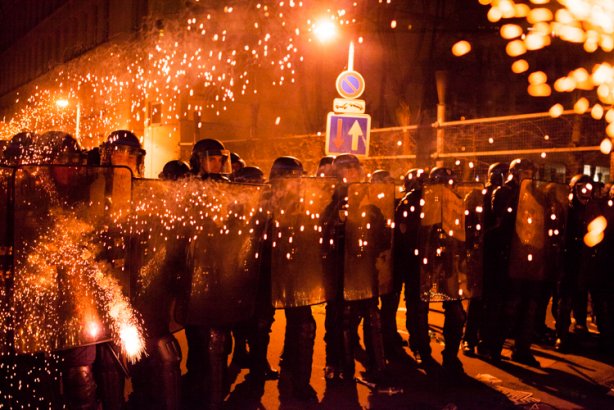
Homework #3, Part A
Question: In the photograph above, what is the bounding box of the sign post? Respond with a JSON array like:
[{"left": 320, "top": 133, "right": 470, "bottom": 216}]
[{"left": 325, "top": 42, "right": 371, "bottom": 158}]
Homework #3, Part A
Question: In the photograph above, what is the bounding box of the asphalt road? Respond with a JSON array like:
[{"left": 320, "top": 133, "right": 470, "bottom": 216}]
[{"left": 175, "top": 301, "right": 614, "bottom": 409}]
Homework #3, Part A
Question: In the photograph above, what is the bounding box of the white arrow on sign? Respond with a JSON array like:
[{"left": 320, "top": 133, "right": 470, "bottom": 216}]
[{"left": 349, "top": 120, "right": 363, "bottom": 151}]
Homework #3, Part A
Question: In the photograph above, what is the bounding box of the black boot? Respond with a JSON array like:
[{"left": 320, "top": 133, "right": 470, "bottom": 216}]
[
  {"left": 293, "top": 317, "right": 317, "bottom": 402},
  {"left": 63, "top": 365, "right": 98, "bottom": 410},
  {"left": 94, "top": 343, "right": 126, "bottom": 410},
  {"left": 364, "top": 302, "right": 386, "bottom": 381},
  {"left": 207, "top": 328, "right": 230, "bottom": 410},
  {"left": 248, "top": 318, "right": 278, "bottom": 381},
  {"left": 131, "top": 334, "right": 182, "bottom": 410}
]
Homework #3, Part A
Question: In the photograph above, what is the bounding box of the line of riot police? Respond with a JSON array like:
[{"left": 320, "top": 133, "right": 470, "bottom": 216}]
[{"left": 1, "top": 129, "right": 613, "bottom": 409}]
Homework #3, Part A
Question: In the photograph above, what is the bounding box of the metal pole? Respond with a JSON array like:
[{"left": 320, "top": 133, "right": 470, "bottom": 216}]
[
  {"left": 435, "top": 71, "right": 447, "bottom": 167},
  {"left": 431, "top": 145, "right": 600, "bottom": 158},
  {"left": 76, "top": 102, "right": 81, "bottom": 140}
]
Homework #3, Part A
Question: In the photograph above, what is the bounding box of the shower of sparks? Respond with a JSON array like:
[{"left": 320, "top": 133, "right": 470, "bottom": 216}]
[
  {"left": 7, "top": 171, "right": 145, "bottom": 361},
  {"left": 482, "top": 0, "right": 614, "bottom": 140},
  {"left": 1, "top": 165, "right": 149, "bottom": 405},
  {"left": 0, "top": 1, "right": 368, "bottom": 147}
]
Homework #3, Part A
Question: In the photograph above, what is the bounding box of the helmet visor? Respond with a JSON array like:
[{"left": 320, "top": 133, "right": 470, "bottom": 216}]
[
  {"left": 197, "top": 149, "right": 232, "bottom": 175},
  {"left": 110, "top": 145, "right": 145, "bottom": 177}
]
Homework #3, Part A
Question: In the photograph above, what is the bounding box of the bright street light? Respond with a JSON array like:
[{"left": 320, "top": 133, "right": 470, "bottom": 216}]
[
  {"left": 55, "top": 98, "right": 80, "bottom": 139},
  {"left": 56, "top": 98, "right": 69, "bottom": 108},
  {"left": 313, "top": 18, "right": 337, "bottom": 43}
]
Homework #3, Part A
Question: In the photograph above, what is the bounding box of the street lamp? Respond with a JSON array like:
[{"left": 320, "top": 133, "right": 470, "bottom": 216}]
[
  {"left": 55, "top": 99, "right": 69, "bottom": 108},
  {"left": 55, "top": 98, "right": 80, "bottom": 139},
  {"left": 313, "top": 18, "right": 337, "bottom": 43}
]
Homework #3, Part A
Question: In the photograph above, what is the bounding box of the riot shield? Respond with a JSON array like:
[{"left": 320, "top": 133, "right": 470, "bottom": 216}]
[
  {"left": 343, "top": 181, "right": 395, "bottom": 301},
  {"left": 270, "top": 177, "right": 337, "bottom": 308},
  {"left": 9, "top": 165, "right": 134, "bottom": 354},
  {"left": 419, "top": 183, "right": 484, "bottom": 302},
  {"left": 130, "top": 178, "right": 187, "bottom": 335},
  {"left": 458, "top": 183, "right": 485, "bottom": 299},
  {"left": 509, "top": 180, "right": 568, "bottom": 282},
  {"left": 1, "top": 166, "right": 13, "bottom": 354},
  {"left": 182, "top": 179, "right": 265, "bottom": 327}
]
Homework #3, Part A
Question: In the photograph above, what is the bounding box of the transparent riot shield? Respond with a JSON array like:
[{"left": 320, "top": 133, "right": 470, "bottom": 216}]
[
  {"left": 0, "top": 166, "right": 13, "bottom": 354},
  {"left": 270, "top": 177, "right": 337, "bottom": 308},
  {"left": 182, "top": 179, "right": 265, "bottom": 327},
  {"left": 130, "top": 178, "right": 188, "bottom": 335},
  {"left": 509, "top": 180, "right": 568, "bottom": 282},
  {"left": 343, "top": 181, "right": 395, "bottom": 301},
  {"left": 419, "top": 183, "right": 483, "bottom": 302},
  {"left": 458, "top": 183, "right": 485, "bottom": 299},
  {"left": 10, "top": 165, "right": 134, "bottom": 354}
]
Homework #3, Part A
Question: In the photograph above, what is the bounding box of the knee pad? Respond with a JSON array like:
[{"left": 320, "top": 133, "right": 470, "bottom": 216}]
[{"left": 152, "top": 334, "right": 182, "bottom": 365}]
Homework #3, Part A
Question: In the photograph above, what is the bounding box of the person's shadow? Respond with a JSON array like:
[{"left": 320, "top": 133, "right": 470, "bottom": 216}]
[
  {"left": 485, "top": 351, "right": 614, "bottom": 409},
  {"left": 319, "top": 379, "right": 362, "bottom": 410},
  {"left": 223, "top": 376, "right": 267, "bottom": 410}
]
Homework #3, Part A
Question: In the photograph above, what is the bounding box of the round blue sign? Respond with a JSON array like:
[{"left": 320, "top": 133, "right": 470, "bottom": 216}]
[{"left": 336, "top": 70, "right": 365, "bottom": 99}]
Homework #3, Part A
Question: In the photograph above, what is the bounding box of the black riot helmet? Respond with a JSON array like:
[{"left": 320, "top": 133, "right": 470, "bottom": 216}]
[
  {"left": 487, "top": 162, "right": 509, "bottom": 187},
  {"left": 569, "top": 174, "right": 593, "bottom": 205},
  {"left": 100, "top": 130, "right": 146, "bottom": 177},
  {"left": 4, "top": 131, "right": 38, "bottom": 165},
  {"left": 332, "top": 153, "right": 362, "bottom": 182},
  {"left": 230, "top": 152, "right": 246, "bottom": 173},
  {"left": 370, "top": 169, "right": 394, "bottom": 184},
  {"left": 87, "top": 147, "right": 101, "bottom": 166},
  {"left": 429, "top": 166, "right": 457, "bottom": 186},
  {"left": 38, "top": 131, "right": 83, "bottom": 164},
  {"left": 403, "top": 168, "right": 426, "bottom": 192},
  {"left": 190, "top": 138, "right": 231, "bottom": 175},
  {"left": 508, "top": 158, "right": 536, "bottom": 183},
  {"left": 159, "top": 160, "right": 190, "bottom": 181},
  {"left": 233, "top": 166, "right": 265, "bottom": 183},
  {"left": 316, "top": 155, "right": 335, "bottom": 177},
  {"left": 269, "top": 156, "right": 304, "bottom": 180}
]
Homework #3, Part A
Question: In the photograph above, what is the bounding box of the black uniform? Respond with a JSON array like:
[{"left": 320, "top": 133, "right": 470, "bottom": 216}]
[
  {"left": 393, "top": 188, "right": 432, "bottom": 363},
  {"left": 556, "top": 189, "right": 599, "bottom": 350},
  {"left": 490, "top": 176, "right": 542, "bottom": 366}
]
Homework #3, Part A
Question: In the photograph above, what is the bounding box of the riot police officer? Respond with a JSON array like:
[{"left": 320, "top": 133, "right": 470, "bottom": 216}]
[
  {"left": 5, "top": 131, "right": 84, "bottom": 408},
  {"left": 315, "top": 155, "right": 335, "bottom": 177},
  {"left": 189, "top": 138, "right": 231, "bottom": 179},
  {"left": 392, "top": 168, "right": 434, "bottom": 365},
  {"left": 232, "top": 166, "right": 265, "bottom": 184},
  {"left": 266, "top": 156, "right": 318, "bottom": 402},
  {"left": 489, "top": 158, "right": 541, "bottom": 366},
  {"left": 158, "top": 160, "right": 190, "bottom": 180},
  {"left": 463, "top": 162, "right": 507, "bottom": 356},
  {"left": 100, "top": 129, "right": 146, "bottom": 178},
  {"left": 127, "top": 159, "right": 187, "bottom": 409},
  {"left": 556, "top": 174, "right": 598, "bottom": 352},
  {"left": 183, "top": 138, "right": 234, "bottom": 409},
  {"left": 594, "top": 184, "right": 614, "bottom": 354},
  {"left": 229, "top": 152, "right": 246, "bottom": 178},
  {"left": 90, "top": 130, "right": 146, "bottom": 409},
  {"left": 3, "top": 131, "right": 39, "bottom": 165},
  {"left": 322, "top": 154, "right": 388, "bottom": 383},
  {"left": 375, "top": 169, "right": 409, "bottom": 361},
  {"left": 422, "top": 167, "right": 467, "bottom": 373},
  {"left": 228, "top": 163, "right": 276, "bottom": 383}
]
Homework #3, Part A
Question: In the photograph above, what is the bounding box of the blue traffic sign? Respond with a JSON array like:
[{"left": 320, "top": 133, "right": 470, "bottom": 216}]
[
  {"left": 326, "top": 112, "right": 371, "bottom": 157},
  {"left": 335, "top": 70, "right": 366, "bottom": 99}
]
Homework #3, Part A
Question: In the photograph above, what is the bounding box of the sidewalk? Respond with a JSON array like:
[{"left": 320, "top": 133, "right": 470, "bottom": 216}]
[{"left": 217, "top": 303, "right": 614, "bottom": 409}]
